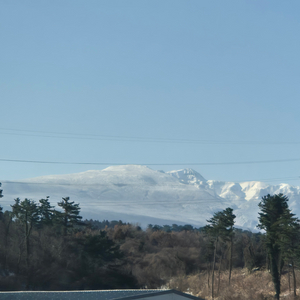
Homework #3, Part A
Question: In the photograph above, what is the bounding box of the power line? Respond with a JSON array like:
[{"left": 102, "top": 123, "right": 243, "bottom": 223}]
[
  {"left": 1, "top": 157, "right": 300, "bottom": 166},
  {"left": 1, "top": 175, "right": 300, "bottom": 187},
  {"left": 1, "top": 127, "right": 300, "bottom": 145}
]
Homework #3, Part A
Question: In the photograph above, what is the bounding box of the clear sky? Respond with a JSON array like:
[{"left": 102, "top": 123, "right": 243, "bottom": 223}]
[{"left": 1, "top": 0, "right": 300, "bottom": 185}]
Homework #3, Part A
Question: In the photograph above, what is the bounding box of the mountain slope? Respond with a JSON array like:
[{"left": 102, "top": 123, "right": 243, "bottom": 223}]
[{"left": 2, "top": 165, "right": 300, "bottom": 230}]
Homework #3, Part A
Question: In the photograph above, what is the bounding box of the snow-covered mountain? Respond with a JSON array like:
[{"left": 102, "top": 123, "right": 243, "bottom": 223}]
[{"left": 2, "top": 165, "right": 300, "bottom": 231}]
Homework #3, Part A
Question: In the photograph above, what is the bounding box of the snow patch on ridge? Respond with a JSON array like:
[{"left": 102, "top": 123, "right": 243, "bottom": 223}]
[
  {"left": 240, "top": 181, "right": 270, "bottom": 200},
  {"left": 207, "top": 181, "right": 246, "bottom": 201},
  {"left": 3, "top": 165, "right": 300, "bottom": 231},
  {"left": 167, "top": 169, "right": 207, "bottom": 185}
]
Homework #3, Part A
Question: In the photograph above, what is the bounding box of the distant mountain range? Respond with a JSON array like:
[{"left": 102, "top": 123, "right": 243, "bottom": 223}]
[{"left": 2, "top": 165, "right": 300, "bottom": 231}]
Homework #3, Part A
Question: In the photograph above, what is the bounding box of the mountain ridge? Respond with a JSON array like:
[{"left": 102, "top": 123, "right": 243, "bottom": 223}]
[{"left": 2, "top": 165, "right": 300, "bottom": 230}]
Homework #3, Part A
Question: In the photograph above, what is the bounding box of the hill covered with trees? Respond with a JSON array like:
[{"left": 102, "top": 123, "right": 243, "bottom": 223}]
[{"left": 0, "top": 185, "right": 300, "bottom": 299}]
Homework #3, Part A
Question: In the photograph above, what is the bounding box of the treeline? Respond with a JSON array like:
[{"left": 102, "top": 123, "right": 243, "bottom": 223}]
[
  {"left": 0, "top": 195, "right": 264, "bottom": 292},
  {"left": 0, "top": 195, "right": 137, "bottom": 291},
  {"left": 86, "top": 220, "right": 204, "bottom": 232},
  {"left": 0, "top": 186, "right": 299, "bottom": 300}
]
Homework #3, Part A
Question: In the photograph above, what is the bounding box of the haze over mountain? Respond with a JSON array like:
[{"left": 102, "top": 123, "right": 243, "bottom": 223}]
[{"left": 2, "top": 165, "right": 300, "bottom": 231}]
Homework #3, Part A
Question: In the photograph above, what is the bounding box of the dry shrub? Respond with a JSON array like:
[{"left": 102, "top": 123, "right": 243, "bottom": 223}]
[
  {"left": 167, "top": 269, "right": 300, "bottom": 300},
  {"left": 219, "top": 270, "right": 273, "bottom": 300},
  {"left": 168, "top": 273, "right": 209, "bottom": 299}
]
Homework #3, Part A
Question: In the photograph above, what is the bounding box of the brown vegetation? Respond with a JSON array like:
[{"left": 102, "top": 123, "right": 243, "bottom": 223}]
[
  {"left": 168, "top": 269, "right": 300, "bottom": 300},
  {"left": 0, "top": 198, "right": 298, "bottom": 298}
]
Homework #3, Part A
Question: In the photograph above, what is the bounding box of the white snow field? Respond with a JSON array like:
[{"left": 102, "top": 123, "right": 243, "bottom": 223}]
[{"left": 2, "top": 165, "right": 300, "bottom": 230}]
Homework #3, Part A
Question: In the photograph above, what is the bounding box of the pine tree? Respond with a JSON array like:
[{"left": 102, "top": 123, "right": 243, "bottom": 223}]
[
  {"left": 204, "top": 207, "right": 235, "bottom": 299},
  {"left": 11, "top": 198, "right": 39, "bottom": 271},
  {"left": 57, "top": 197, "right": 83, "bottom": 235},
  {"left": 277, "top": 207, "right": 300, "bottom": 297},
  {"left": 224, "top": 207, "right": 235, "bottom": 285},
  {"left": 38, "top": 197, "right": 55, "bottom": 227},
  {"left": 257, "top": 193, "right": 296, "bottom": 300}
]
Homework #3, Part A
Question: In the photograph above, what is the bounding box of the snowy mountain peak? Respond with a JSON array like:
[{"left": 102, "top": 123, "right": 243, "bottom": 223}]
[
  {"left": 166, "top": 168, "right": 207, "bottom": 185},
  {"left": 3, "top": 165, "right": 300, "bottom": 231},
  {"left": 102, "top": 165, "right": 152, "bottom": 173}
]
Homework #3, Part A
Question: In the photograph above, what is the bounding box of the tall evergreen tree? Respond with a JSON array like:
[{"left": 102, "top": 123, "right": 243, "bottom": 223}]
[
  {"left": 224, "top": 207, "right": 236, "bottom": 285},
  {"left": 258, "top": 193, "right": 296, "bottom": 300},
  {"left": 204, "top": 207, "right": 235, "bottom": 299},
  {"left": 38, "top": 197, "right": 55, "bottom": 227},
  {"left": 277, "top": 207, "right": 300, "bottom": 297},
  {"left": 57, "top": 197, "right": 82, "bottom": 235},
  {"left": 11, "top": 198, "right": 39, "bottom": 271}
]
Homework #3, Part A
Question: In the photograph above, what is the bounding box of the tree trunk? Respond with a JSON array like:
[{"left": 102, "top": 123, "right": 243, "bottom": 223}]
[
  {"left": 229, "top": 232, "right": 233, "bottom": 285},
  {"left": 217, "top": 251, "right": 223, "bottom": 295},
  {"left": 207, "top": 262, "right": 210, "bottom": 290},
  {"left": 25, "top": 222, "right": 34, "bottom": 290},
  {"left": 269, "top": 246, "right": 280, "bottom": 300},
  {"left": 288, "top": 264, "right": 291, "bottom": 293},
  {"left": 63, "top": 214, "right": 68, "bottom": 236},
  {"left": 3, "top": 216, "right": 12, "bottom": 274},
  {"left": 211, "top": 237, "right": 218, "bottom": 299},
  {"left": 16, "top": 240, "right": 25, "bottom": 275},
  {"left": 292, "top": 261, "right": 297, "bottom": 297},
  {"left": 25, "top": 213, "right": 29, "bottom": 270}
]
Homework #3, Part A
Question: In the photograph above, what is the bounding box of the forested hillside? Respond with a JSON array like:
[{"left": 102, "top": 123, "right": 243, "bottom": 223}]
[{"left": 0, "top": 192, "right": 300, "bottom": 299}]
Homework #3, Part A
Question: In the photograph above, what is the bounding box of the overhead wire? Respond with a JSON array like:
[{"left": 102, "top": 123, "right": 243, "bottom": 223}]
[
  {"left": 1, "top": 157, "right": 300, "bottom": 166},
  {"left": 1, "top": 175, "right": 300, "bottom": 186},
  {"left": 1, "top": 127, "right": 300, "bottom": 206},
  {"left": 1, "top": 128, "right": 300, "bottom": 183},
  {"left": 1, "top": 127, "right": 300, "bottom": 145}
]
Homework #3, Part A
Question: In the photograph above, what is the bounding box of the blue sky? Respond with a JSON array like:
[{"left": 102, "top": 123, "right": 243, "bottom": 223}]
[{"left": 1, "top": 0, "right": 300, "bottom": 185}]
